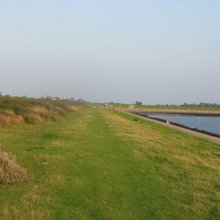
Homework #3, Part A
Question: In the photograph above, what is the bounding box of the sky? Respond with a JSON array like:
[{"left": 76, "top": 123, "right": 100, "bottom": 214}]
[{"left": 0, "top": 0, "right": 220, "bottom": 104}]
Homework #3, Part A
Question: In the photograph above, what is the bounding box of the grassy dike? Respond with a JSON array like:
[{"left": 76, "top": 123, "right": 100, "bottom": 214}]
[{"left": 0, "top": 107, "right": 220, "bottom": 219}]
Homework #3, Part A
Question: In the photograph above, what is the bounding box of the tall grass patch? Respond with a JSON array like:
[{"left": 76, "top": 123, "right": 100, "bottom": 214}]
[{"left": 0, "top": 96, "right": 86, "bottom": 127}]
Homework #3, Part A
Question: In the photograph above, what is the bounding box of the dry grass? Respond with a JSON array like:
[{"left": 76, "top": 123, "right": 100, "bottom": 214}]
[
  {"left": 0, "top": 113, "right": 24, "bottom": 127},
  {"left": 0, "top": 151, "right": 27, "bottom": 184},
  {"left": 66, "top": 105, "right": 82, "bottom": 112},
  {"left": 0, "top": 97, "right": 86, "bottom": 127},
  {"left": 30, "top": 106, "right": 49, "bottom": 114}
]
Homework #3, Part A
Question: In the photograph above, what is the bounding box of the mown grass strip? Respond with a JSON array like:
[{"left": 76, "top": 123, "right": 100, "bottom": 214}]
[{"left": 0, "top": 108, "right": 219, "bottom": 219}]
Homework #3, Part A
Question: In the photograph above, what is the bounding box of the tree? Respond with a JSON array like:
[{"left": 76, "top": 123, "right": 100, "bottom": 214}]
[{"left": 135, "top": 101, "right": 142, "bottom": 105}]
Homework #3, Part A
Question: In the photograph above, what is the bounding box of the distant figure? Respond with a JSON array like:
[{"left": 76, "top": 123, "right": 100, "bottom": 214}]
[{"left": 166, "top": 120, "right": 170, "bottom": 125}]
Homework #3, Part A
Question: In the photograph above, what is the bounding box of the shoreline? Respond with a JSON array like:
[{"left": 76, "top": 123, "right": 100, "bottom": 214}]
[
  {"left": 124, "top": 108, "right": 220, "bottom": 117},
  {"left": 137, "top": 113, "right": 220, "bottom": 139},
  {"left": 121, "top": 110, "right": 220, "bottom": 145}
]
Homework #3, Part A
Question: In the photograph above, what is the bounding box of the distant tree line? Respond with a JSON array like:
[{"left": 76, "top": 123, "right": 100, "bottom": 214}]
[
  {"left": 135, "top": 101, "right": 142, "bottom": 105},
  {"left": 181, "top": 103, "right": 220, "bottom": 108},
  {"left": 147, "top": 103, "right": 220, "bottom": 108}
]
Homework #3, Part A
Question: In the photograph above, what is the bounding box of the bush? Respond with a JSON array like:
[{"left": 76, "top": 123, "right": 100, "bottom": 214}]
[{"left": 0, "top": 151, "right": 27, "bottom": 184}]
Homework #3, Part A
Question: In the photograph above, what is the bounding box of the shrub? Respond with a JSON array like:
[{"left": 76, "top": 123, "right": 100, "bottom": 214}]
[{"left": 0, "top": 151, "right": 27, "bottom": 184}]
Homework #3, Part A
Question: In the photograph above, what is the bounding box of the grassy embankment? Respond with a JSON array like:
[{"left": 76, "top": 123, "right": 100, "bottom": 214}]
[
  {"left": 0, "top": 96, "right": 84, "bottom": 127},
  {"left": 0, "top": 96, "right": 85, "bottom": 184},
  {"left": 0, "top": 106, "right": 220, "bottom": 219}
]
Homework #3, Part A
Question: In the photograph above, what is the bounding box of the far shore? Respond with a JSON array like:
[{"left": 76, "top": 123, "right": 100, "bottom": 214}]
[{"left": 122, "top": 108, "right": 220, "bottom": 117}]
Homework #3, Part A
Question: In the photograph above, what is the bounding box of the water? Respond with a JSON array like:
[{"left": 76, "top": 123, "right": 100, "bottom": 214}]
[{"left": 145, "top": 114, "right": 220, "bottom": 136}]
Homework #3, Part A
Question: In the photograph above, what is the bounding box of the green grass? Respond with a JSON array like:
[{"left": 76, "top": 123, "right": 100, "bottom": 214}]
[
  {"left": 0, "top": 107, "right": 220, "bottom": 219},
  {"left": 115, "top": 103, "right": 220, "bottom": 111}
]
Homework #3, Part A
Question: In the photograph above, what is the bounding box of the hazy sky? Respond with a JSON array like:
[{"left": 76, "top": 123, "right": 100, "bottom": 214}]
[{"left": 0, "top": 0, "right": 220, "bottom": 104}]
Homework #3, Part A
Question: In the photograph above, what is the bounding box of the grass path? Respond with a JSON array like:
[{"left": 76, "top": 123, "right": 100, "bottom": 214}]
[{"left": 0, "top": 108, "right": 220, "bottom": 219}]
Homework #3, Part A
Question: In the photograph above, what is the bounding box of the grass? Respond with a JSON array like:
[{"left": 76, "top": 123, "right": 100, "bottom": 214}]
[
  {"left": 0, "top": 107, "right": 219, "bottom": 219},
  {"left": 115, "top": 103, "right": 220, "bottom": 111},
  {"left": 0, "top": 96, "right": 85, "bottom": 127}
]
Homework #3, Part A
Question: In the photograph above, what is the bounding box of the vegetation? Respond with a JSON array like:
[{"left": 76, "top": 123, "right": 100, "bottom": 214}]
[
  {"left": 135, "top": 101, "right": 142, "bottom": 105},
  {"left": 0, "top": 151, "right": 27, "bottom": 184},
  {"left": 128, "top": 104, "right": 220, "bottom": 111},
  {"left": 0, "top": 107, "right": 219, "bottom": 219},
  {"left": 0, "top": 96, "right": 86, "bottom": 186},
  {"left": 0, "top": 96, "right": 85, "bottom": 127},
  {"left": 182, "top": 102, "right": 220, "bottom": 108},
  {"left": 102, "top": 102, "right": 220, "bottom": 111}
]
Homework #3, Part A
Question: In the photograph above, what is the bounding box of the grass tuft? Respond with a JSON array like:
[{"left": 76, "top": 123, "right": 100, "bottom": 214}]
[{"left": 0, "top": 151, "right": 28, "bottom": 184}]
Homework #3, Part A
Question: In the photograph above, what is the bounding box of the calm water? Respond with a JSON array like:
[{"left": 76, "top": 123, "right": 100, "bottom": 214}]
[{"left": 146, "top": 114, "right": 220, "bottom": 136}]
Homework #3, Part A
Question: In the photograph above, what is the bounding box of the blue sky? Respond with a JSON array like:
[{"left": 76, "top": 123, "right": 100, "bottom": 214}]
[{"left": 0, "top": 0, "right": 220, "bottom": 104}]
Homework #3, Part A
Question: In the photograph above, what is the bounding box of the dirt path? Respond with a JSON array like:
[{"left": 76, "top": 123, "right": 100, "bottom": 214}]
[{"left": 122, "top": 111, "right": 220, "bottom": 145}]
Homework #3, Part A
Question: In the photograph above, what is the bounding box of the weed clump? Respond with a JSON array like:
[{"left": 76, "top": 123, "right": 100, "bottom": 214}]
[{"left": 0, "top": 151, "right": 27, "bottom": 184}]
